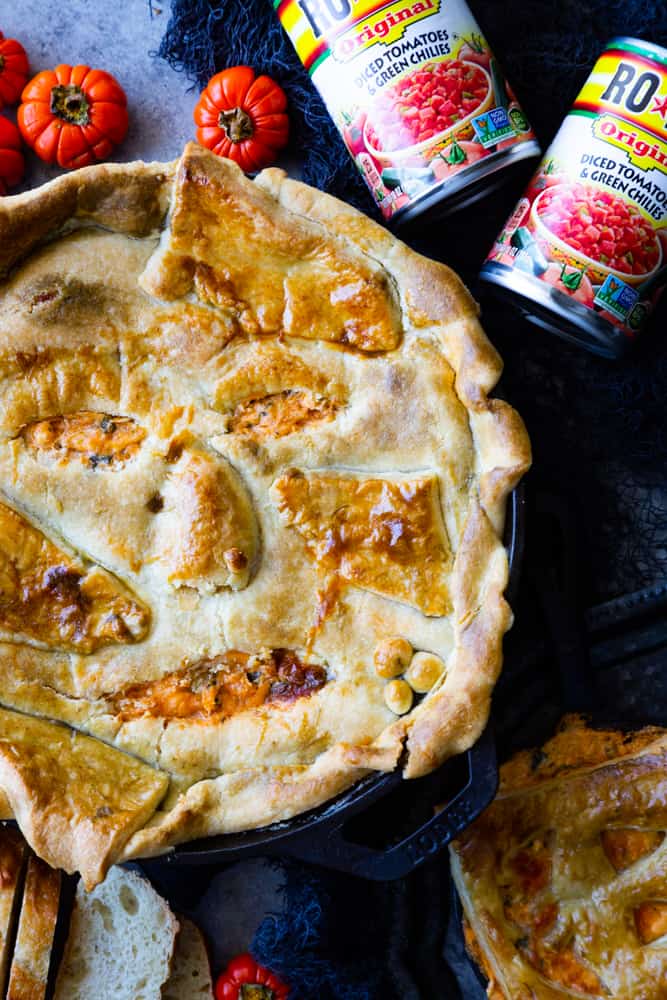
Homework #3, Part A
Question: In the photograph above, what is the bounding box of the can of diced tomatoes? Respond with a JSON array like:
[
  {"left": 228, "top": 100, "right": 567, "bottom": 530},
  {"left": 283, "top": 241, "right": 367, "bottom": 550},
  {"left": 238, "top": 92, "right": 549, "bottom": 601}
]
[
  {"left": 276, "top": 0, "right": 540, "bottom": 223},
  {"left": 480, "top": 37, "right": 667, "bottom": 358}
]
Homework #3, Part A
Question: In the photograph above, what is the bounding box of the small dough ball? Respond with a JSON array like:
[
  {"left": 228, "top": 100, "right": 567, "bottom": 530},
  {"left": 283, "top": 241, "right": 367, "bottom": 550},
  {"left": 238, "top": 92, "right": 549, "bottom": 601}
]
[
  {"left": 384, "top": 679, "right": 413, "bottom": 716},
  {"left": 374, "top": 637, "right": 413, "bottom": 679},
  {"left": 405, "top": 651, "right": 446, "bottom": 693}
]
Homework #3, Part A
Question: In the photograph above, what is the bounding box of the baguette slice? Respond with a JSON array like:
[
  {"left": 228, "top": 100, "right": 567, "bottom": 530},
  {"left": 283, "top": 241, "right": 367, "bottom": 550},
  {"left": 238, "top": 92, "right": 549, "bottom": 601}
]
[
  {"left": 6, "top": 855, "right": 61, "bottom": 1000},
  {"left": 54, "top": 866, "right": 178, "bottom": 1000},
  {"left": 0, "top": 827, "right": 28, "bottom": 994},
  {"left": 162, "top": 917, "right": 214, "bottom": 999}
]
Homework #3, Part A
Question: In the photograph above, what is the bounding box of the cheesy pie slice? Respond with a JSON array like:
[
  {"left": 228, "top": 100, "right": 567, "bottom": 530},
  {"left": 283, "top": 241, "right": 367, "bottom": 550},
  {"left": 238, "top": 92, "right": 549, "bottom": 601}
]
[
  {"left": 450, "top": 715, "right": 667, "bottom": 1000},
  {"left": 0, "top": 144, "right": 529, "bottom": 874}
]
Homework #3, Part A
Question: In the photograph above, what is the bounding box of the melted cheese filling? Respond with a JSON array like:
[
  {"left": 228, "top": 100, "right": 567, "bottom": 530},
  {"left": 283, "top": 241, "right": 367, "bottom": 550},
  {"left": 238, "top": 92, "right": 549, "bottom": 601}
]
[
  {"left": 111, "top": 649, "right": 328, "bottom": 722},
  {"left": 21, "top": 411, "right": 145, "bottom": 468},
  {"left": 229, "top": 390, "right": 338, "bottom": 440}
]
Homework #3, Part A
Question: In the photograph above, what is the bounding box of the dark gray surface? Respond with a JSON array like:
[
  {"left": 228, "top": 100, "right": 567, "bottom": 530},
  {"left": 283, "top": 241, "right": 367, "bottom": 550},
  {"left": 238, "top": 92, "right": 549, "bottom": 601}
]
[{"left": 1, "top": 0, "right": 197, "bottom": 190}]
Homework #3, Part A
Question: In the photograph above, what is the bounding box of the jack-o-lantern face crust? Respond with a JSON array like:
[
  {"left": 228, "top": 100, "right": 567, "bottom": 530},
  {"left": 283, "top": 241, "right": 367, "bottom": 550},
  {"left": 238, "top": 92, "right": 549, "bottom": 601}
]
[
  {"left": 450, "top": 716, "right": 667, "bottom": 1000},
  {"left": 0, "top": 144, "right": 530, "bottom": 867}
]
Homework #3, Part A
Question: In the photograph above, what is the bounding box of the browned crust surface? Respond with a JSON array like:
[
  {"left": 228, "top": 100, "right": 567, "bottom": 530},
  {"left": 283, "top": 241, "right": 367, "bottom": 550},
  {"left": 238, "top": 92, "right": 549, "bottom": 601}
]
[
  {"left": 0, "top": 708, "right": 168, "bottom": 888},
  {"left": 450, "top": 717, "right": 667, "bottom": 999},
  {"left": 252, "top": 158, "right": 530, "bottom": 779},
  {"left": 0, "top": 160, "right": 173, "bottom": 279}
]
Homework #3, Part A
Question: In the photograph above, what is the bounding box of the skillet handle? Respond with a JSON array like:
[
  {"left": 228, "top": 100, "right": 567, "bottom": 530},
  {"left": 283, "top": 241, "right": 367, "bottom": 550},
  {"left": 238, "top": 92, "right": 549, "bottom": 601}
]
[{"left": 279, "top": 726, "right": 497, "bottom": 880}]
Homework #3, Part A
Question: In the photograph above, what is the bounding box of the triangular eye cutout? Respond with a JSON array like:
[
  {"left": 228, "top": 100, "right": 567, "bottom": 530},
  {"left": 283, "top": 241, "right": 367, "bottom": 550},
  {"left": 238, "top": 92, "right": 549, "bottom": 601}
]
[
  {"left": 600, "top": 829, "right": 665, "bottom": 872},
  {"left": 139, "top": 148, "right": 403, "bottom": 352},
  {"left": 0, "top": 501, "right": 150, "bottom": 653},
  {"left": 634, "top": 902, "right": 667, "bottom": 945},
  {"left": 271, "top": 469, "right": 452, "bottom": 616}
]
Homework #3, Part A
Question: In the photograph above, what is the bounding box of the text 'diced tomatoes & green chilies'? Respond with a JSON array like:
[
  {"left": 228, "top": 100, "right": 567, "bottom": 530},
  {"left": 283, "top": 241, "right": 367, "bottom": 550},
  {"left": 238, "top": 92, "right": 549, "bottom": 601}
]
[
  {"left": 276, "top": 0, "right": 540, "bottom": 223},
  {"left": 481, "top": 37, "right": 667, "bottom": 358}
]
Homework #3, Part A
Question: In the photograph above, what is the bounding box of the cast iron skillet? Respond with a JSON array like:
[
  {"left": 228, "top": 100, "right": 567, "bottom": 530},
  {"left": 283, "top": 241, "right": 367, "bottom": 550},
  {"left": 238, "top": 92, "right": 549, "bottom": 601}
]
[{"left": 152, "top": 485, "right": 526, "bottom": 880}]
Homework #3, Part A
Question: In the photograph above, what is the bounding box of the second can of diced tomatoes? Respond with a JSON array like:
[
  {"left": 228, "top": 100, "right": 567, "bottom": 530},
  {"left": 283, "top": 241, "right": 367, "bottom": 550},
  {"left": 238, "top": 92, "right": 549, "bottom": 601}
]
[
  {"left": 481, "top": 37, "right": 667, "bottom": 357},
  {"left": 276, "top": 0, "right": 540, "bottom": 222}
]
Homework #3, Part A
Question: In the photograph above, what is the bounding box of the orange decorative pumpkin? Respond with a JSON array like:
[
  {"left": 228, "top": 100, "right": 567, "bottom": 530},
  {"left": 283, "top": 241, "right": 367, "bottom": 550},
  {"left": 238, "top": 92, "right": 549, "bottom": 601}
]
[
  {"left": 18, "top": 64, "right": 128, "bottom": 169},
  {"left": 0, "top": 115, "right": 24, "bottom": 194},
  {"left": 194, "top": 65, "right": 289, "bottom": 173},
  {"left": 0, "top": 31, "right": 29, "bottom": 108}
]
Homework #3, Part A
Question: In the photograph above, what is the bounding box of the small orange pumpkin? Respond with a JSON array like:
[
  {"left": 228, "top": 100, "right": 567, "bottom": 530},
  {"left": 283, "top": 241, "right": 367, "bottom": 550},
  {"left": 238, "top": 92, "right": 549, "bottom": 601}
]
[
  {"left": 194, "top": 65, "right": 289, "bottom": 173},
  {"left": 18, "top": 64, "right": 128, "bottom": 170}
]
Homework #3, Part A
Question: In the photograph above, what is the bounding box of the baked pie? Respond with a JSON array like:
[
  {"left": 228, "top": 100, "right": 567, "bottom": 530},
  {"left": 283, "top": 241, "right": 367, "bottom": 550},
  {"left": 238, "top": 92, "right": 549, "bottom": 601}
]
[
  {"left": 0, "top": 143, "right": 529, "bottom": 882},
  {"left": 450, "top": 715, "right": 667, "bottom": 999}
]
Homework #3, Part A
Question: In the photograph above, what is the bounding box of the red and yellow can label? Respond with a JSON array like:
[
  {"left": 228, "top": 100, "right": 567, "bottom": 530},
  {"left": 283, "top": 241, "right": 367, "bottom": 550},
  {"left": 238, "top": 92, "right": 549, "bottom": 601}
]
[
  {"left": 485, "top": 38, "right": 667, "bottom": 344},
  {"left": 278, "top": 0, "right": 443, "bottom": 71},
  {"left": 576, "top": 44, "right": 667, "bottom": 141},
  {"left": 277, "top": 0, "right": 538, "bottom": 220}
]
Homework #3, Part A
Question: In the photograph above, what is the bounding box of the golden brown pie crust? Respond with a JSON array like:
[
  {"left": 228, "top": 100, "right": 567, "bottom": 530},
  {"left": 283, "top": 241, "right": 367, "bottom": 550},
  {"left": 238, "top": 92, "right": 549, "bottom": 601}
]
[
  {"left": 450, "top": 715, "right": 667, "bottom": 999},
  {"left": 0, "top": 144, "right": 530, "bottom": 872}
]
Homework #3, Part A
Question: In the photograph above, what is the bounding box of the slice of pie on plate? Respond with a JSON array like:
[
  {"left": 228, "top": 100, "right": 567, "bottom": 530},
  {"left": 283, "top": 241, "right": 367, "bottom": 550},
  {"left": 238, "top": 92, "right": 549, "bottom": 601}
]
[
  {"left": 450, "top": 715, "right": 667, "bottom": 999},
  {"left": 0, "top": 143, "right": 530, "bottom": 875}
]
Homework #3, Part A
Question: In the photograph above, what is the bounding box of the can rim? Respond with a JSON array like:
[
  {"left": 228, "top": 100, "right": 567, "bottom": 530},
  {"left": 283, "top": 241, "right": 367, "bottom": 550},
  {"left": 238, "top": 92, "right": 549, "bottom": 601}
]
[
  {"left": 607, "top": 36, "right": 667, "bottom": 66},
  {"left": 479, "top": 262, "right": 633, "bottom": 359},
  {"left": 393, "top": 139, "right": 540, "bottom": 227}
]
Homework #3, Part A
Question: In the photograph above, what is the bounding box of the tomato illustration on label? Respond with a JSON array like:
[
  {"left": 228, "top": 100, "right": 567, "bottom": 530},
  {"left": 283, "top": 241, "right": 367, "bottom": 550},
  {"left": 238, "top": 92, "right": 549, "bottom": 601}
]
[
  {"left": 540, "top": 263, "right": 595, "bottom": 307},
  {"left": 431, "top": 138, "right": 485, "bottom": 179},
  {"left": 457, "top": 32, "right": 491, "bottom": 69},
  {"left": 525, "top": 160, "right": 564, "bottom": 201},
  {"left": 342, "top": 109, "right": 368, "bottom": 156}
]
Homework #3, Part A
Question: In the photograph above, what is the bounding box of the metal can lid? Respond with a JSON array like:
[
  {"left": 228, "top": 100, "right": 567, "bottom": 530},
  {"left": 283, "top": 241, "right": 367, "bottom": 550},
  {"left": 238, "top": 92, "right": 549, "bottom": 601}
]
[
  {"left": 394, "top": 141, "right": 541, "bottom": 228},
  {"left": 479, "top": 263, "right": 633, "bottom": 359},
  {"left": 606, "top": 36, "right": 667, "bottom": 65}
]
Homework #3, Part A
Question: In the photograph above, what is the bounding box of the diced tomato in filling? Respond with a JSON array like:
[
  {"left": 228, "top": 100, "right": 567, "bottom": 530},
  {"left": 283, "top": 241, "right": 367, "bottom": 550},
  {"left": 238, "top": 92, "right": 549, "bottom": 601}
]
[
  {"left": 537, "top": 183, "right": 660, "bottom": 275},
  {"left": 366, "top": 59, "right": 488, "bottom": 152}
]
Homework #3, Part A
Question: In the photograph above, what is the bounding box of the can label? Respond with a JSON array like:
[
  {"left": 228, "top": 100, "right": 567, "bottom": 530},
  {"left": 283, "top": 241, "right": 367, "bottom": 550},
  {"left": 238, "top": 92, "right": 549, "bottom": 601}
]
[
  {"left": 277, "top": 0, "right": 538, "bottom": 220},
  {"left": 484, "top": 38, "right": 667, "bottom": 342}
]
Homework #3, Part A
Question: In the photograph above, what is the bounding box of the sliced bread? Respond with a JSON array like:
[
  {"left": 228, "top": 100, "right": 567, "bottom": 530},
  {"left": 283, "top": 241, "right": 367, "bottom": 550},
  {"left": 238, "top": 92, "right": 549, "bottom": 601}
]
[
  {"left": 0, "top": 826, "right": 28, "bottom": 995},
  {"left": 53, "top": 865, "right": 178, "bottom": 1000},
  {"left": 6, "top": 854, "right": 61, "bottom": 1000},
  {"left": 162, "top": 917, "right": 214, "bottom": 999}
]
